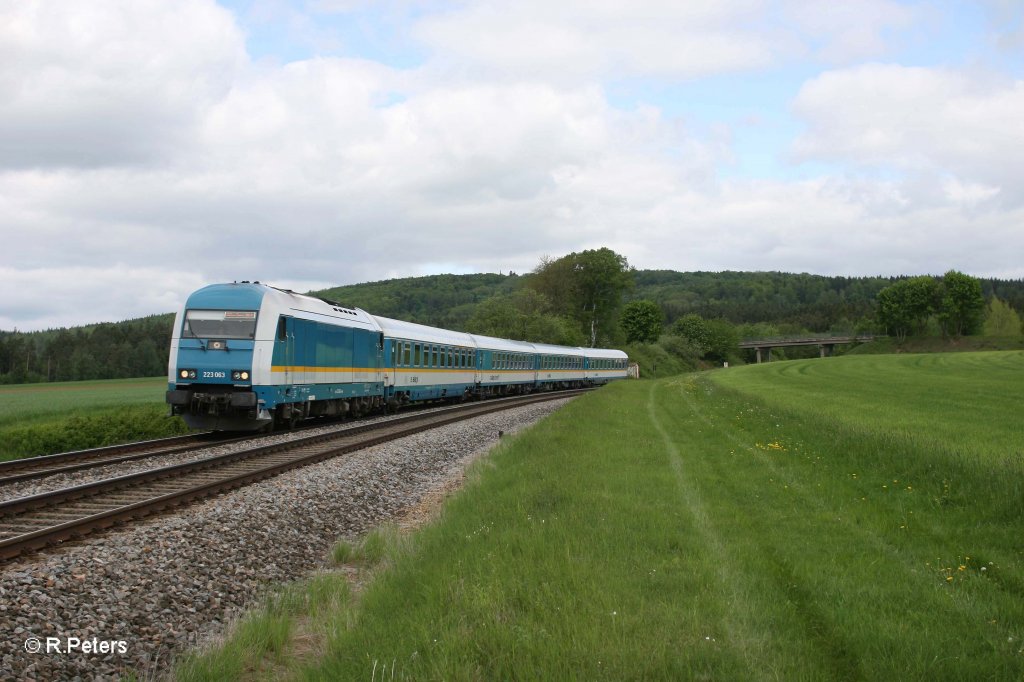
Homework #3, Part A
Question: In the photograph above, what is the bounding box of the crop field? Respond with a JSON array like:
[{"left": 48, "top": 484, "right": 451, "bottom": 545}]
[
  {"left": 0, "top": 377, "right": 188, "bottom": 460},
  {"left": 0, "top": 377, "right": 168, "bottom": 426},
  {"left": 178, "top": 351, "right": 1024, "bottom": 680}
]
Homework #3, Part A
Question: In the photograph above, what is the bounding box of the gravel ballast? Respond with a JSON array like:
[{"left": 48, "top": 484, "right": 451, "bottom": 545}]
[{"left": 0, "top": 399, "right": 571, "bottom": 680}]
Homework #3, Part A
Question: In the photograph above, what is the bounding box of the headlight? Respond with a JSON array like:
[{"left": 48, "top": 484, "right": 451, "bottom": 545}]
[
  {"left": 232, "top": 370, "right": 251, "bottom": 381},
  {"left": 179, "top": 369, "right": 197, "bottom": 380}
]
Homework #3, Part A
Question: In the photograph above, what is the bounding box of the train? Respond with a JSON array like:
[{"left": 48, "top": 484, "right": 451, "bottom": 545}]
[{"left": 166, "top": 282, "right": 629, "bottom": 430}]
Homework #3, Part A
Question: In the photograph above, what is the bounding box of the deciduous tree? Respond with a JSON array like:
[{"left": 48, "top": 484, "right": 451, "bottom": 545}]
[
  {"left": 983, "top": 296, "right": 1023, "bottom": 337},
  {"left": 875, "top": 276, "right": 939, "bottom": 342},
  {"left": 937, "top": 270, "right": 985, "bottom": 337},
  {"left": 527, "top": 247, "right": 634, "bottom": 346},
  {"left": 620, "top": 300, "right": 664, "bottom": 343}
]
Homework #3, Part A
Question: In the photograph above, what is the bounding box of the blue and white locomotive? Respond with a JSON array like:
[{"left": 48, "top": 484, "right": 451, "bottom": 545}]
[{"left": 166, "top": 282, "right": 629, "bottom": 430}]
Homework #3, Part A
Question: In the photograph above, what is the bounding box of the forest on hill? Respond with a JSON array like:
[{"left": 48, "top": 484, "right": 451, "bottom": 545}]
[{"left": 1, "top": 256, "right": 1023, "bottom": 384}]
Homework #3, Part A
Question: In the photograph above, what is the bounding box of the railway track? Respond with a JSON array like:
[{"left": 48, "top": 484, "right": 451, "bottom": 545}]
[
  {"left": 0, "top": 390, "right": 584, "bottom": 562},
  {"left": 0, "top": 432, "right": 247, "bottom": 486}
]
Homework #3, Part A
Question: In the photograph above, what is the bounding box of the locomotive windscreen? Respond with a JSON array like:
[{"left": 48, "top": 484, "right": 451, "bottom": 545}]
[{"left": 182, "top": 310, "right": 258, "bottom": 339}]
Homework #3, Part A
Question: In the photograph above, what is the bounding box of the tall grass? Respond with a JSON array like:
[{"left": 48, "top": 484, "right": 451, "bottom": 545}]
[
  {"left": 173, "top": 354, "right": 1024, "bottom": 679},
  {"left": 0, "top": 378, "right": 190, "bottom": 460}
]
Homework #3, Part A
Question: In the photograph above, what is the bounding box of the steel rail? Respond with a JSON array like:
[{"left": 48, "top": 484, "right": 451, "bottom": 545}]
[
  {"left": 0, "top": 433, "right": 245, "bottom": 485},
  {"left": 0, "top": 390, "right": 585, "bottom": 562}
]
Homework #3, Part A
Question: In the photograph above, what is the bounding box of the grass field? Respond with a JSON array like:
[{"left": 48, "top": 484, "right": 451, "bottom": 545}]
[
  {"left": 0, "top": 377, "right": 168, "bottom": 427},
  {"left": 0, "top": 377, "right": 189, "bottom": 460},
  {"left": 176, "top": 352, "right": 1024, "bottom": 680}
]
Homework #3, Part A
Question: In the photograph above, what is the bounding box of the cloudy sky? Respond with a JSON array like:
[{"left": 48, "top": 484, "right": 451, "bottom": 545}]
[{"left": 1, "top": 0, "right": 1021, "bottom": 330}]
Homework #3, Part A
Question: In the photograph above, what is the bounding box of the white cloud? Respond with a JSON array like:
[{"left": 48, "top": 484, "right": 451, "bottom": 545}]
[
  {"left": 413, "top": 0, "right": 783, "bottom": 82},
  {"left": 791, "top": 64, "right": 1024, "bottom": 204},
  {"left": 0, "top": 1, "right": 1022, "bottom": 332},
  {"left": 781, "top": 0, "right": 919, "bottom": 63},
  {"left": 0, "top": 0, "right": 245, "bottom": 169},
  {"left": 0, "top": 264, "right": 206, "bottom": 331}
]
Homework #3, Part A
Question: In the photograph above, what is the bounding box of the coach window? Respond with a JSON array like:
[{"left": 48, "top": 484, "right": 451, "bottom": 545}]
[{"left": 402, "top": 342, "right": 410, "bottom": 367}]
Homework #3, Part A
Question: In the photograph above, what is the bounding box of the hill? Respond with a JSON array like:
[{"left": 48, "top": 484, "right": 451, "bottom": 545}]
[
  {"left": 315, "top": 273, "right": 520, "bottom": 330},
  {"left": 2, "top": 270, "right": 1023, "bottom": 384}
]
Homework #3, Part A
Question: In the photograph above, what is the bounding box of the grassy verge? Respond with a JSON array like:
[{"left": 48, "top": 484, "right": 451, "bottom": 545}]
[
  {"left": 848, "top": 335, "right": 1024, "bottom": 355},
  {"left": 175, "top": 355, "right": 1024, "bottom": 679},
  {"left": 0, "top": 377, "right": 190, "bottom": 460}
]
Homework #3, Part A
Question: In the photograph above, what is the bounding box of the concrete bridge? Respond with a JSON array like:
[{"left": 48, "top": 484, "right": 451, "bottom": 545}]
[{"left": 738, "top": 335, "right": 877, "bottom": 363}]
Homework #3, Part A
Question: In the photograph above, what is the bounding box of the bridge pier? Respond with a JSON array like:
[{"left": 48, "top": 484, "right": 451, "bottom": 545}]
[{"left": 741, "top": 335, "right": 875, "bottom": 363}]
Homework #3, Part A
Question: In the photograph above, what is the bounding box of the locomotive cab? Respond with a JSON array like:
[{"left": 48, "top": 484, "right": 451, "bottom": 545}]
[{"left": 166, "top": 285, "right": 269, "bottom": 430}]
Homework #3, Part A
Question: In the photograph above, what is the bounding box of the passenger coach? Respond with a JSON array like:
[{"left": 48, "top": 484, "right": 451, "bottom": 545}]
[{"left": 167, "top": 282, "right": 628, "bottom": 431}]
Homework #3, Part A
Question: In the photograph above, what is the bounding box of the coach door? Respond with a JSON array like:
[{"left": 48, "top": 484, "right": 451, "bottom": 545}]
[{"left": 277, "top": 315, "right": 295, "bottom": 385}]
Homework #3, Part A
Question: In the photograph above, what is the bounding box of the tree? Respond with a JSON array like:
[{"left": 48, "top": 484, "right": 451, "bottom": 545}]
[
  {"left": 875, "top": 276, "right": 939, "bottom": 342},
  {"left": 937, "top": 270, "right": 985, "bottom": 337},
  {"left": 671, "top": 314, "right": 737, "bottom": 363},
  {"left": 527, "top": 247, "right": 634, "bottom": 347},
  {"left": 983, "top": 296, "right": 1023, "bottom": 337},
  {"left": 466, "top": 289, "right": 585, "bottom": 346},
  {"left": 673, "top": 314, "right": 709, "bottom": 345},
  {"left": 620, "top": 300, "right": 664, "bottom": 343}
]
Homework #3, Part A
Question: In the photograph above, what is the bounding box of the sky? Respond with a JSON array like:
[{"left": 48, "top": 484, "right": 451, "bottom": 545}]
[{"left": 0, "top": 0, "right": 1022, "bottom": 331}]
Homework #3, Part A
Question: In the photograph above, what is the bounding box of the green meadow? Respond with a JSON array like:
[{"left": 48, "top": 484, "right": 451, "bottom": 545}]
[
  {"left": 176, "top": 351, "right": 1024, "bottom": 680},
  {"left": 0, "top": 377, "right": 188, "bottom": 460}
]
